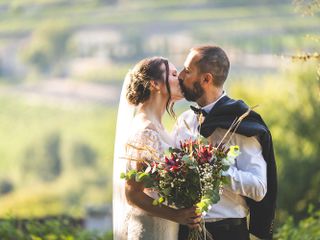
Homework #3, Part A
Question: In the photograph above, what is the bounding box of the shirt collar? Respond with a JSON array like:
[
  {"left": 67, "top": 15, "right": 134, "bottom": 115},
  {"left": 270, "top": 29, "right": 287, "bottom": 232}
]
[{"left": 201, "top": 91, "right": 226, "bottom": 114}]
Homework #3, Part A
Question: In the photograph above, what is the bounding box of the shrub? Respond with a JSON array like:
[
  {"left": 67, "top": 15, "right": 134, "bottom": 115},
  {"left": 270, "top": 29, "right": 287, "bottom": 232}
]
[
  {"left": 0, "top": 217, "right": 112, "bottom": 240},
  {"left": 275, "top": 208, "right": 320, "bottom": 240},
  {"left": 72, "top": 142, "right": 97, "bottom": 168},
  {"left": 0, "top": 179, "right": 14, "bottom": 195},
  {"left": 22, "top": 132, "right": 62, "bottom": 182},
  {"left": 21, "top": 20, "right": 72, "bottom": 75}
]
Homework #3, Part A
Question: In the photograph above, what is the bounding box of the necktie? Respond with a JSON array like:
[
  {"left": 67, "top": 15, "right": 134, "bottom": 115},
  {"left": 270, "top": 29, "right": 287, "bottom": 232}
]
[{"left": 190, "top": 105, "right": 208, "bottom": 117}]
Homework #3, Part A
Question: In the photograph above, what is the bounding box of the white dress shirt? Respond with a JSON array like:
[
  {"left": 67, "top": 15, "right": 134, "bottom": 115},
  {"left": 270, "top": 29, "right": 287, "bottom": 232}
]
[{"left": 172, "top": 96, "right": 267, "bottom": 220}]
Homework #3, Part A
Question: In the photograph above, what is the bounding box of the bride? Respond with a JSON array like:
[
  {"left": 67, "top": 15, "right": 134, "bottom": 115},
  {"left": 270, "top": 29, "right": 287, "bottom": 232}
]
[{"left": 113, "top": 57, "right": 201, "bottom": 239}]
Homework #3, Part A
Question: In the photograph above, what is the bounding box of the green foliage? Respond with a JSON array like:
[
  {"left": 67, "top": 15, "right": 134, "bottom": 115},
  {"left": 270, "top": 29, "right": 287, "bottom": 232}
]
[
  {"left": 275, "top": 208, "right": 320, "bottom": 240},
  {"left": 71, "top": 142, "right": 97, "bottom": 168},
  {"left": 72, "top": 65, "right": 130, "bottom": 83},
  {"left": 277, "top": 65, "right": 320, "bottom": 218},
  {"left": 0, "top": 95, "right": 116, "bottom": 217},
  {"left": 0, "top": 217, "right": 113, "bottom": 240},
  {"left": 1, "top": 1, "right": 319, "bottom": 74},
  {"left": 0, "top": 218, "right": 24, "bottom": 240},
  {"left": 0, "top": 179, "right": 14, "bottom": 196},
  {"left": 21, "top": 20, "right": 72, "bottom": 74},
  {"left": 23, "top": 132, "right": 62, "bottom": 182},
  {"left": 110, "top": 29, "right": 146, "bottom": 62},
  {"left": 294, "top": 0, "right": 320, "bottom": 16},
  {"left": 0, "top": 184, "right": 67, "bottom": 217},
  {"left": 230, "top": 62, "right": 320, "bottom": 223}
]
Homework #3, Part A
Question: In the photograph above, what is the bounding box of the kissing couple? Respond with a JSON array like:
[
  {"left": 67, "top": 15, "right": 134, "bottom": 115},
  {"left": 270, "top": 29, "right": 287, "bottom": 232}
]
[{"left": 113, "top": 45, "right": 277, "bottom": 240}]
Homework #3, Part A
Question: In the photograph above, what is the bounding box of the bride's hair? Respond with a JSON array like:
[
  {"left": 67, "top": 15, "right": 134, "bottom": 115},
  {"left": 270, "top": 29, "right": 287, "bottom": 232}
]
[{"left": 126, "top": 56, "right": 175, "bottom": 117}]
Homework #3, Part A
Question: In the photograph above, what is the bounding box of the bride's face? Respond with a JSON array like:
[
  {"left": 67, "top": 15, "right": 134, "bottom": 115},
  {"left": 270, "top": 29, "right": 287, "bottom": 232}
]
[{"left": 166, "top": 62, "right": 184, "bottom": 101}]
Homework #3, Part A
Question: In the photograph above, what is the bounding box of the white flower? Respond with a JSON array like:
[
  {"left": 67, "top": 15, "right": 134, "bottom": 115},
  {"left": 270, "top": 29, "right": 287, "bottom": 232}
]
[{"left": 222, "top": 156, "right": 235, "bottom": 166}]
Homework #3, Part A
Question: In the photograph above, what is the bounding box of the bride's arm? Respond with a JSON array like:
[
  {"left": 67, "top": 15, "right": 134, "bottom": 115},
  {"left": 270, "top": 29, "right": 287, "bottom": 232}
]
[
  {"left": 125, "top": 179, "right": 200, "bottom": 228},
  {"left": 125, "top": 128, "right": 200, "bottom": 227}
]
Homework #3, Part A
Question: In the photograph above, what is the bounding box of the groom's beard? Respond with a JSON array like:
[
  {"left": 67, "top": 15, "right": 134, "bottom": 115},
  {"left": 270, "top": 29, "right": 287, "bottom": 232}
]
[{"left": 179, "top": 79, "right": 204, "bottom": 102}]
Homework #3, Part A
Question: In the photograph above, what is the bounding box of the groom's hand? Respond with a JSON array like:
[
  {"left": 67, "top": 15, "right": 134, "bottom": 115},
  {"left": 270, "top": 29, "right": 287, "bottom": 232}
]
[{"left": 174, "top": 206, "right": 202, "bottom": 229}]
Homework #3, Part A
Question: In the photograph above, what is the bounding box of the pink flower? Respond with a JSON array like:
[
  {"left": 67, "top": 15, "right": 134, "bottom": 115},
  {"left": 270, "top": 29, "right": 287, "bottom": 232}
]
[{"left": 196, "top": 145, "right": 213, "bottom": 163}]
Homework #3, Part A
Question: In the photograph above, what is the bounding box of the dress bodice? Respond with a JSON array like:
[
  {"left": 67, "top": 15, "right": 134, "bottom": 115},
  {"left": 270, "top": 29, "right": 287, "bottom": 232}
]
[
  {"left": 126, "top": 127, "right": 166, "bottom": 170},
  {"left": 122, "top": 126, "right": 179, "bottom": 240}
]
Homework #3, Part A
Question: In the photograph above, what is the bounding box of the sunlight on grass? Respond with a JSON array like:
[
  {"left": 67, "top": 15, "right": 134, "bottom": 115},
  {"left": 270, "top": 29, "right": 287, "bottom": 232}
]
[{"left": 0, "top": 94, "right": 116, "bottom": 217}]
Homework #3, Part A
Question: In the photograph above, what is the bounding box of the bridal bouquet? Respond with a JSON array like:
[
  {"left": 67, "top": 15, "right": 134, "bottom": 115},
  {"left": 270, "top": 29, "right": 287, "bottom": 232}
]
[{"left": 121, "top": 136, "right": 240, "bottom": 240}]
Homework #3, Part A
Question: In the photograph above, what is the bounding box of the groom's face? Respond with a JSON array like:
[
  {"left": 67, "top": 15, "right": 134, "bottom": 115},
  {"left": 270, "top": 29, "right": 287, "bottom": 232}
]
[{"left": 178, "top": 50, "right": 204, "bottom": 102}]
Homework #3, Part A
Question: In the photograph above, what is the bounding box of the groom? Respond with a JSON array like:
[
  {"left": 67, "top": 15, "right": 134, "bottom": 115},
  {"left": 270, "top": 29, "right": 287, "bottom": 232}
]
[{"left": 173, "top": 45, "right": 277, "bottom": 240}]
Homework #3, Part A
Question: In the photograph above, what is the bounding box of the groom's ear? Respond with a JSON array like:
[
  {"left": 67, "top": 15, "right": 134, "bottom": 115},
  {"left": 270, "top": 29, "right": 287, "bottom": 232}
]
[{"left": 202, "top": 73, "right": 213, "bottom": 85}]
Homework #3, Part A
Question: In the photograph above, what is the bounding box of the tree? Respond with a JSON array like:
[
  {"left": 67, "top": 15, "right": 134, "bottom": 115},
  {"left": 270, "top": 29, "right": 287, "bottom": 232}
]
[
  {"left": 292, "top": 0, "right": 320, "bottom": 80},
  {"left": 21, "top": 20, "right": 72, "bottom": 75},
  {"left": 72, "top": 142, "right": 97, "bottom": 168},
  {"left": 22, "top": 132, "right": 62, "bottom": 182},
  {"left": 230, "top": 61, "right": 320, "bottom": 224},
  {"left": 0, "top": 179, "right": 14, "bottom": 195}
]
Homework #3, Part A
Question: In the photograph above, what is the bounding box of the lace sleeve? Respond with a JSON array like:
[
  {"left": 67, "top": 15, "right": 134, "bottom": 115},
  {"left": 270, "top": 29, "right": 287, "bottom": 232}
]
[{"left": 125, "top": 128, "right": 163, "bottom": 171}]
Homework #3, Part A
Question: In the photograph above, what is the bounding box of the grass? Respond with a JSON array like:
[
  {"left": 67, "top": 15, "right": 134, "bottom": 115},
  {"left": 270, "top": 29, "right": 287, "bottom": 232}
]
[
  {"left": 0, "top": 89, "right": 188, "bottom": 217},
  {"left": 72, "top": 64, "right": 131, "bottom": 84},
  {"left": 0, "top": 94, "right": 117, "bottom": 217}
]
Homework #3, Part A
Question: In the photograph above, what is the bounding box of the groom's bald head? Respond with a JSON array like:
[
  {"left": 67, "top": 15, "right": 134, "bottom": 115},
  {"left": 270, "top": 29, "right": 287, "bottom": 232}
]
[{"left": 191, "top": 45, "right": 230, "bottom": 87}]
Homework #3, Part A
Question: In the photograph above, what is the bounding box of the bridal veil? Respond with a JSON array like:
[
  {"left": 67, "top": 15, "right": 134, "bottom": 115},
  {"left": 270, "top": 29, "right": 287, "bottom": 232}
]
[{"left": 112, "top": 72, "right": 135, "bottom": 239}]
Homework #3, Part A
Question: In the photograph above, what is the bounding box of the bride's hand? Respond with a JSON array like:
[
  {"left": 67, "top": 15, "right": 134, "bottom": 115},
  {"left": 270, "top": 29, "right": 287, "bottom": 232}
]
[{"left": 173, "top": 206, "right": 202, "bottom": 228}]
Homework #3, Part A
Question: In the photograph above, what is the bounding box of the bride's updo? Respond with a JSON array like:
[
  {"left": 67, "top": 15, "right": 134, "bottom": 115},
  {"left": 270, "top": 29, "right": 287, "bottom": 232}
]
[{"left": 126, "top": 57, "right": 168, "bottom": 106}]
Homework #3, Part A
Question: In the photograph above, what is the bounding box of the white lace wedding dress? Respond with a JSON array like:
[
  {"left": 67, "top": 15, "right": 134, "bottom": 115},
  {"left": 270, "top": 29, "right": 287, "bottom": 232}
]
[{"left": 121, "top": 127, "right": 179, "bottom": 240}]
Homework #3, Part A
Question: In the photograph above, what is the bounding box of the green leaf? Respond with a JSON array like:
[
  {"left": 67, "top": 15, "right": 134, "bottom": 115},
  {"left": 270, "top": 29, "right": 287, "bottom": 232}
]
[
  {"left": 212, "top": 190, "right": 220, "bottom": 203},
  {"left": 199, "top": 136, "right": 209, "bottom": 144},
  {"left": 196, "top": 201, "right": 206, "bottom": 209},
  {"left": 140, "top": 172, "right": 150, "bottom": 181},
  {"left": 127, "top": 170, "right": 137, "bottom": 180},
  {"left": 197, "top": 200, "right": 210, "bottom": 212},
  {"left": 188, "top": 165, "right": 197, "bottom": 169},
  {"left": 222, "top": 165, "right": 230, "bottom": 171},
  {"left": 162, "top": 187, "right": 171, "bottom": 195},
  {"left": 182, "top": 155, "right": 197, "bottom": 166},
  {"left": 168, "top": 147, "right": 175, "bottom": 153},
  {"left": 221, "top": 176, "right": 231, "bottom": 185},
  {"left": 158, "top": 197, "right": 165, "bottom": 204},
  {"left": 152, "top": 199, "right": 159, "bottom": 206}
]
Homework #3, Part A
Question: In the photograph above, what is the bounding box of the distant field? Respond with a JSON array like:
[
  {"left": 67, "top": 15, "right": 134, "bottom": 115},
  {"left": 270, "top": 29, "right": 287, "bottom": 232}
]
[
  {"left": 0, "top": 0, "right": 320, "bottom": 84},
  {"left": 2, "top": 3, "right": 318, "bottom": 33},
  {"left": 0, "top": 94, "right": 116, "bottom": 217},
  {"left": 0, "top": 95, "right": 115, "bottom": 173},
  {"left": 1, "top": 0, "right": 319, "bottom": 55},
  {"left": 1, "top": 0, "right": 319, "bottom": 85},
  {"left": 0, "top": 91, "right": 183, "bottom": 217}
]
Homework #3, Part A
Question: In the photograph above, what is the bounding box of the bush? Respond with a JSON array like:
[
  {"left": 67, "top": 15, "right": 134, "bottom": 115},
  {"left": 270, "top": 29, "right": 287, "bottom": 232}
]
[
  {"left": 0, "top": 179, "right": 14, "bottom": 195},
  {"left": 275, "top": 208, "right": 320, "bottom": 240},
  {"left": 230, "top": 62, "right": 320, "bottom": 222},
  {"left": 72, "top": 142, "right": 97, "bottom": 168},
  {"left": 0, "top": 217, "right": 112, "bottom": 240},
  {"left": 22, "top": 132, "right": 62, "bottom": 182},
  {"left": 21, "top": 20, "right": 72, "bottom": 75}
]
